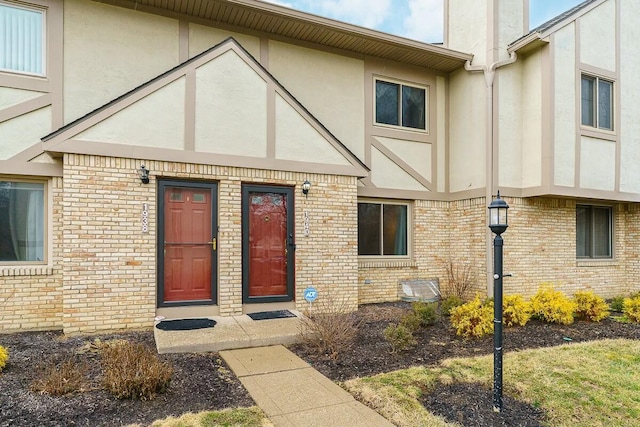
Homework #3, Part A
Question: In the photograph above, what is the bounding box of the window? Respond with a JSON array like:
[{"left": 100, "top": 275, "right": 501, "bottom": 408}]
[
  {"left": 375, "top": 79, "right": 426, "bottom": 130},
  {"left": 0, "top": 2, "right": 45, "bottom": 75},
  {"left": 581, "top": 74, "right": 613, "bottom": 131},
  {"left": 576, "top": 205, "right": 612, "bottom": 259},
  {"left": 358, "top": 201, "right": 408, "bottom": 256},
  {"left": 0, "top": 181, "right": 45, "bottom": 262}
]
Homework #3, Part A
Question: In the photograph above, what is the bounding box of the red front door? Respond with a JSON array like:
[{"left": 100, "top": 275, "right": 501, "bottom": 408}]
[
  {"left": 242, "top": 185, "right": 294, "bottom": 303},
  {"left": 159, "top": 181, "right": 217, "bottom": 305}
]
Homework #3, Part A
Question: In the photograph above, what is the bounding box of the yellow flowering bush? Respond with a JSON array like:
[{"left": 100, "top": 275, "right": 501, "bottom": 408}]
[
  {"left": 450, "top": 296, "right": 494, "bottom": 338},
  {"left": 574, "top": 291, "right": 610, "bottom": 322},
  {"left": 623, "top": 295, "right": 640, "bottom": 323},
  {"left": 0, "top": 345, "right": 8, "bottom": 372},
  {"left": 530, "top": 285, "right": 577, "bottom": 325},
  {"left": 503, "top": 294, "right": 532, "bottom": 327}
]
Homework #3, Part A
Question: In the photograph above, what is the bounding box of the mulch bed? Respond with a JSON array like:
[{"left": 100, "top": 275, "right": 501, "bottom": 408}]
[
  {"left": 289, "top": 302, "right": 640, "bottom": 427},
  {"left": 0, "top": 330, "right": 253, "bottom": 427},
  {"left": 1, "top": 302, "right": 638, "bottom": 427}
]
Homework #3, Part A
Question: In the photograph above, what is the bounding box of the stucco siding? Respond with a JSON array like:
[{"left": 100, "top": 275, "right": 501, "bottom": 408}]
[
  {"left": 446, "top": 0, "right": 488, "bottom": 65},
  {"left": 268, "top": 41, "right": 365, "bottom": 161},
  {"left": 194, "top": 50, "right": 267, "bottom": 157},
  {"left": 580, "top": 136, "right": 616, "bottom": 191},
  {"left": 580, "top": 0, "right": 616, "bottom": 72},
  {"left": 521, "top": 50, "right": 543, "bottom": 188},
  {"left": 189, "top": 24, "right": 260, "bottom": 60},
  {"left": 63, "top": 0, "right": 179, "bottom": 123},
  {"left": 553, "top": 25, "right": 577, "bottom": 187},
  {"left": 497, "top": 62, "right": 523, "bottom": 188},
  {"left": 0, "top": 87, "right": 45, "bottom": 110},
  {"left": 0, "top": 107, "right": 51, "bottom": 159}
]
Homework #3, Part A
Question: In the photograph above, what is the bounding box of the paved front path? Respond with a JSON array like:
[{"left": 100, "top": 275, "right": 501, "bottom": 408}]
[{"left": 220, "top": 345, "right": 393, "bottom": 427}]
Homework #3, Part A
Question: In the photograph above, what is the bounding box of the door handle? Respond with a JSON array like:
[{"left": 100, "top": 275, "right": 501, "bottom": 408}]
[{"left": 207, "top": 238, "right": 217, "bottom": 250}]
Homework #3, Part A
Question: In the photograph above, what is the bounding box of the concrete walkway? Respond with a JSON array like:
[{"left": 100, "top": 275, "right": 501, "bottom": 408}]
[{"left": 220, "top": 345, "right": 393, "bottom": 427}]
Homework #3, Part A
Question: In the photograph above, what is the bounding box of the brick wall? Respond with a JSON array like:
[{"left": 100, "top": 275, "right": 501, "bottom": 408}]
[
  {"left": 60, "top": 154, "right": 359, "bottom": 332},
  {"left": 0, "top": 177, "right": 64, "bottom": 332}
]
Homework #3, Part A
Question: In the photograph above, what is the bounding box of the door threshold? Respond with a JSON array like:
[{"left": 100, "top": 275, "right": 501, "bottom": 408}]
[
  {"left": 157, "top": 305, "right": 220, "bottom": 320},
  {"left": 242, "top": 301, "right": 296, "bottom": 315}
]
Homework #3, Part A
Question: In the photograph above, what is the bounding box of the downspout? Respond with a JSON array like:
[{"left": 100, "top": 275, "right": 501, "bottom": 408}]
[{"left": 464, "top": 52, "right": 517, "bottom": 296}]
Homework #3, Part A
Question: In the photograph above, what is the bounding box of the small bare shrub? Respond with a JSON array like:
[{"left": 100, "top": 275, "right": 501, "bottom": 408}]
[
  {"left": 623, "top": 295, "right": 640, "bottom": 323},
  {"left": 574, "top": 291, "right": 610, "bottom": 322},
  {"left": 101, "top": 341, "right": 173, "bottom": 400},
  {"left": 383, "top": 324, "right": 416, "bottom": 353},
  {"left": 449, "top": 296, "right": 494, "bottom": 338},
  {"left": 530, "top": 285, "right": 577, "bottom": 325},
  {"left": 299, "top": 294, "right": 362, "bottom": 358},
  {"left": 0, "top": 345, "right": 8, "bottom": 373},
  {"left": 503, "top": 294, "right": 532, "bottom": 327},
  {"left": 440, "top": 295, "right": 464, "bottom": 316},
  {"left": 412, "top": 301, "right": 438, "bottom": 326},
  {"left": 444, "top": 259, "right": 477, "bottom": 300},
  {"left": 31, "top": 357, "right": 86, "bottom": 396}
]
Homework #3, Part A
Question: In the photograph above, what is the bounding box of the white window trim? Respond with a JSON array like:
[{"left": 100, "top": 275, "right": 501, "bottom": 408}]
[
  {"left": 373, "top": 76, "right": 429, "bottom": 134},
  {"left": 357, "top": 198, "right": 412, "bottom": 261},
  {"left": 0, "top": 0, "right": 47, "bottom": 77},
  {"left": 0, "top": 177, "right": 49, "bottom": 267}
]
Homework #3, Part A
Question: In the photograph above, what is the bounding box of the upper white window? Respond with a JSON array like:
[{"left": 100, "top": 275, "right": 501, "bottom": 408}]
[
  {"left": 0, "top": 180, "right": 45, "bottom": 263},
  {"left": 375, "top": 79, "right": 426, "bottom": 131},
  {"left": 0, "top": 2, "right": 45, "bottom": 76},
  {"left": 581, "top": 74, "right": 613, "bottom": 131}
]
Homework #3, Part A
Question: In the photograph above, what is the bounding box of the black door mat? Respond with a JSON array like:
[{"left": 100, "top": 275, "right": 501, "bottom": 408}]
[
  {"left": 247, "top": 310, "right": 296, "bottom": 321},
  {"left": 155, "top": 318, "right": 216, "bottom": 331}
]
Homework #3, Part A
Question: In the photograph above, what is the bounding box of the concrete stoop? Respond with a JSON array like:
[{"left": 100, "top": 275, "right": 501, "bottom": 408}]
[{"left": 153, "top": 312, "right": 303, "bottom": 354}]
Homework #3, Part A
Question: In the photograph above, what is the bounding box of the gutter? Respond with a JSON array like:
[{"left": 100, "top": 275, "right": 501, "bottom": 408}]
[{"left": 463, "top": 52, "right": 517, "bottom": 296}]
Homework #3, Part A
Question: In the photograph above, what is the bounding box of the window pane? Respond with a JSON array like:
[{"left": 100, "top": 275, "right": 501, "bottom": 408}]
[
  {"left": 581, "top": 76, "right": 595, "bottom": 127},
  {"left": 358, "top": 203, "right": 381, "bottom": 255},
  {"left": 0, "top": 181, "right": 45, "bottom": 261},
  {"left": 0, "top": 4, "right": 44, "bottom": 75},
  {"left": 376, "top": 81, "right": 399, "bottom": 126},
  {"left": 576, "top": 206, "right": 590, "bottom": 257},
  {"left": 382, "top": 205, "right": 407, "bottom": 256},
  {"left": 598, "top": 79, "right": 613, "bottom": 130},
  {"left": 593, "top": 207, "right": 611, "bottom": 257},
  {"left": 402, "top": 85, "right": 426, "bottom": 129}
]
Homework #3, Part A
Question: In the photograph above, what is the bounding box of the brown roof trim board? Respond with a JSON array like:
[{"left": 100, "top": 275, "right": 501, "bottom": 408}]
[
  {"left": 99, "top": 0, "right": 472, "bottom": 73},
  {"left": 508, "top": 0, "right": 605, "bottom": 53},
  {"left": 42, "top": 37, "right": 369, "bottom": 176}
]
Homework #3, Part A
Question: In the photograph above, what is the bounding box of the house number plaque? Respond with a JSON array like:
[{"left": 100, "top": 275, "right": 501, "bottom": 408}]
[
  {"left": 142, "top": 203, "right": 149, "bottom": 233},
  {"left": 304, "top": 210, "right": 310, "bottom": 236}
]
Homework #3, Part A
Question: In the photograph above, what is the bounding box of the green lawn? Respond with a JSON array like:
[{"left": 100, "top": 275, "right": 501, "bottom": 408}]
[{"left": 342, "top": 339, "right": 640, "bottom": 427}]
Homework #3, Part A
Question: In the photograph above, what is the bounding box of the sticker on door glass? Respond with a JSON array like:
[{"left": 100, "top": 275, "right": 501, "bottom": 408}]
[{"left": 251, "top": 196, "right": 263, "bottom": 205}]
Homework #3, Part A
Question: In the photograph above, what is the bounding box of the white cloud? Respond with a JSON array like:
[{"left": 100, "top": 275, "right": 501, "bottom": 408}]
[
  {"left": 304, "top": 0, "right": 392, "bottom": 29},
  {"left": 261, "top": 0, "right": 295, "bottom": 8},
  {"left": 402, "top": 0, "right": 443, "bottom": 43}
]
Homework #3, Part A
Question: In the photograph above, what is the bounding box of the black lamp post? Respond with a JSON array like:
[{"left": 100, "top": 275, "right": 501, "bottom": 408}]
[{"left": 488, "top": 190, "right": 509, "bottom": 413}]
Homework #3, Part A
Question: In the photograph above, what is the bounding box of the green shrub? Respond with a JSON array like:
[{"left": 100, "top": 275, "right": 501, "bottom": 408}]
[
  {"left": 503, "top": 294, "right": 532, "bottom": 327},
  {"left": 101, "top": 341, "right": 173, "bottom": 400},
  {"left": 383, "top": 324, "right": 417, "bottom": 353},
  {"left": 529, "top": 285, "right": 576, "bottom": 325},
  {"left": 574, "top": 291, "right": 610, "bottom": 322},
  {"left": 440, "top": 295, "right": 464, "bottom": 316},
  {"left": 623, "top": 295, "right": 640, "bottom": 323},
  {"left": 449, "top": 296, "right": 494, "bottom": 338},
  {"left": 0, "top": 345, "right": 8, "bottom": 372},
  {"left": 399, "top": 312, "right": 422, "bottom": 332},
  {"left": 412, "top": 301, "right": 439, "bottom": 326},
  {"left": 610, "top": 296, "right": 626, "bottom": 312},
  {"left": 30, "top": 357, "right": 86, "bottom": 396}
]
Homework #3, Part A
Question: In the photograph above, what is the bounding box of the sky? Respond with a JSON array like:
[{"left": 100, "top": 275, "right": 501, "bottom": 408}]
[{"left": 263, "top": 0, "right": 584, "bottom": 43}]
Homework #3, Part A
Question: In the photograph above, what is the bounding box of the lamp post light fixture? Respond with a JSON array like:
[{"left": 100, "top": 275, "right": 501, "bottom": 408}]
[
  {"left": 137, "top": 165, "right": 150, "bottom": 184},
  {"left": 301, "top": 180, "right": 311, "bottom": 198},
  {"left": 488, "top": 190, "right": 509, "bottom": 413}
]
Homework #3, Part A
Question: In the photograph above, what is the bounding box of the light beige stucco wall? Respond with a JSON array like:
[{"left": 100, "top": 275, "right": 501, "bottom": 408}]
[
  {"left": 580, "top": 136, "right": 616, "bottom": 191},
  {"left": 0, "top": 107, "right": 51, "bottom": 159},
  {"left": 446, "top": 0, "right": 488, "bottom": 65},
  {"left": 194, "top": 50, "right": 267, "bottom": 157},
  {"left": 0, "top": 87, "right": 44, "bottom": 110},
  {"left": 497, "top": 61, "right": 523, "bottom": 188},
  {"left": 580, "top": 0, "right": 616, "bottom": 71},
  {"left": 437, "top": 76, "right": 446, "bottom": 192},
  {"left": 520, "top": 49, "right": 543, "bottom": 188},
  {"left": 618, "top": 1, "right": 640, "bottom": 194},
  {"left": 553, "top": 24, "right": 576, "bottom": 187},
  {"left": 448, "top": 70, "right": 486, "bottom": 192},
  {"left": 268, "top": 41, "right": 365, "bottom": 161},
  {"left": 63, "top": 0, "right": 179, "bottom": 123},
  {"left": 189, "top": 23, "right": 260, "bottom": 60}
]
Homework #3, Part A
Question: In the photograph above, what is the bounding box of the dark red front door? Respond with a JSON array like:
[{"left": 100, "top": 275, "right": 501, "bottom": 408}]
[
  {"left": 242, "top": 185, "right": 294, "bottom": 303},
  {"left": 158, "top": 181, "right": 217, "bottom": 306}
]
